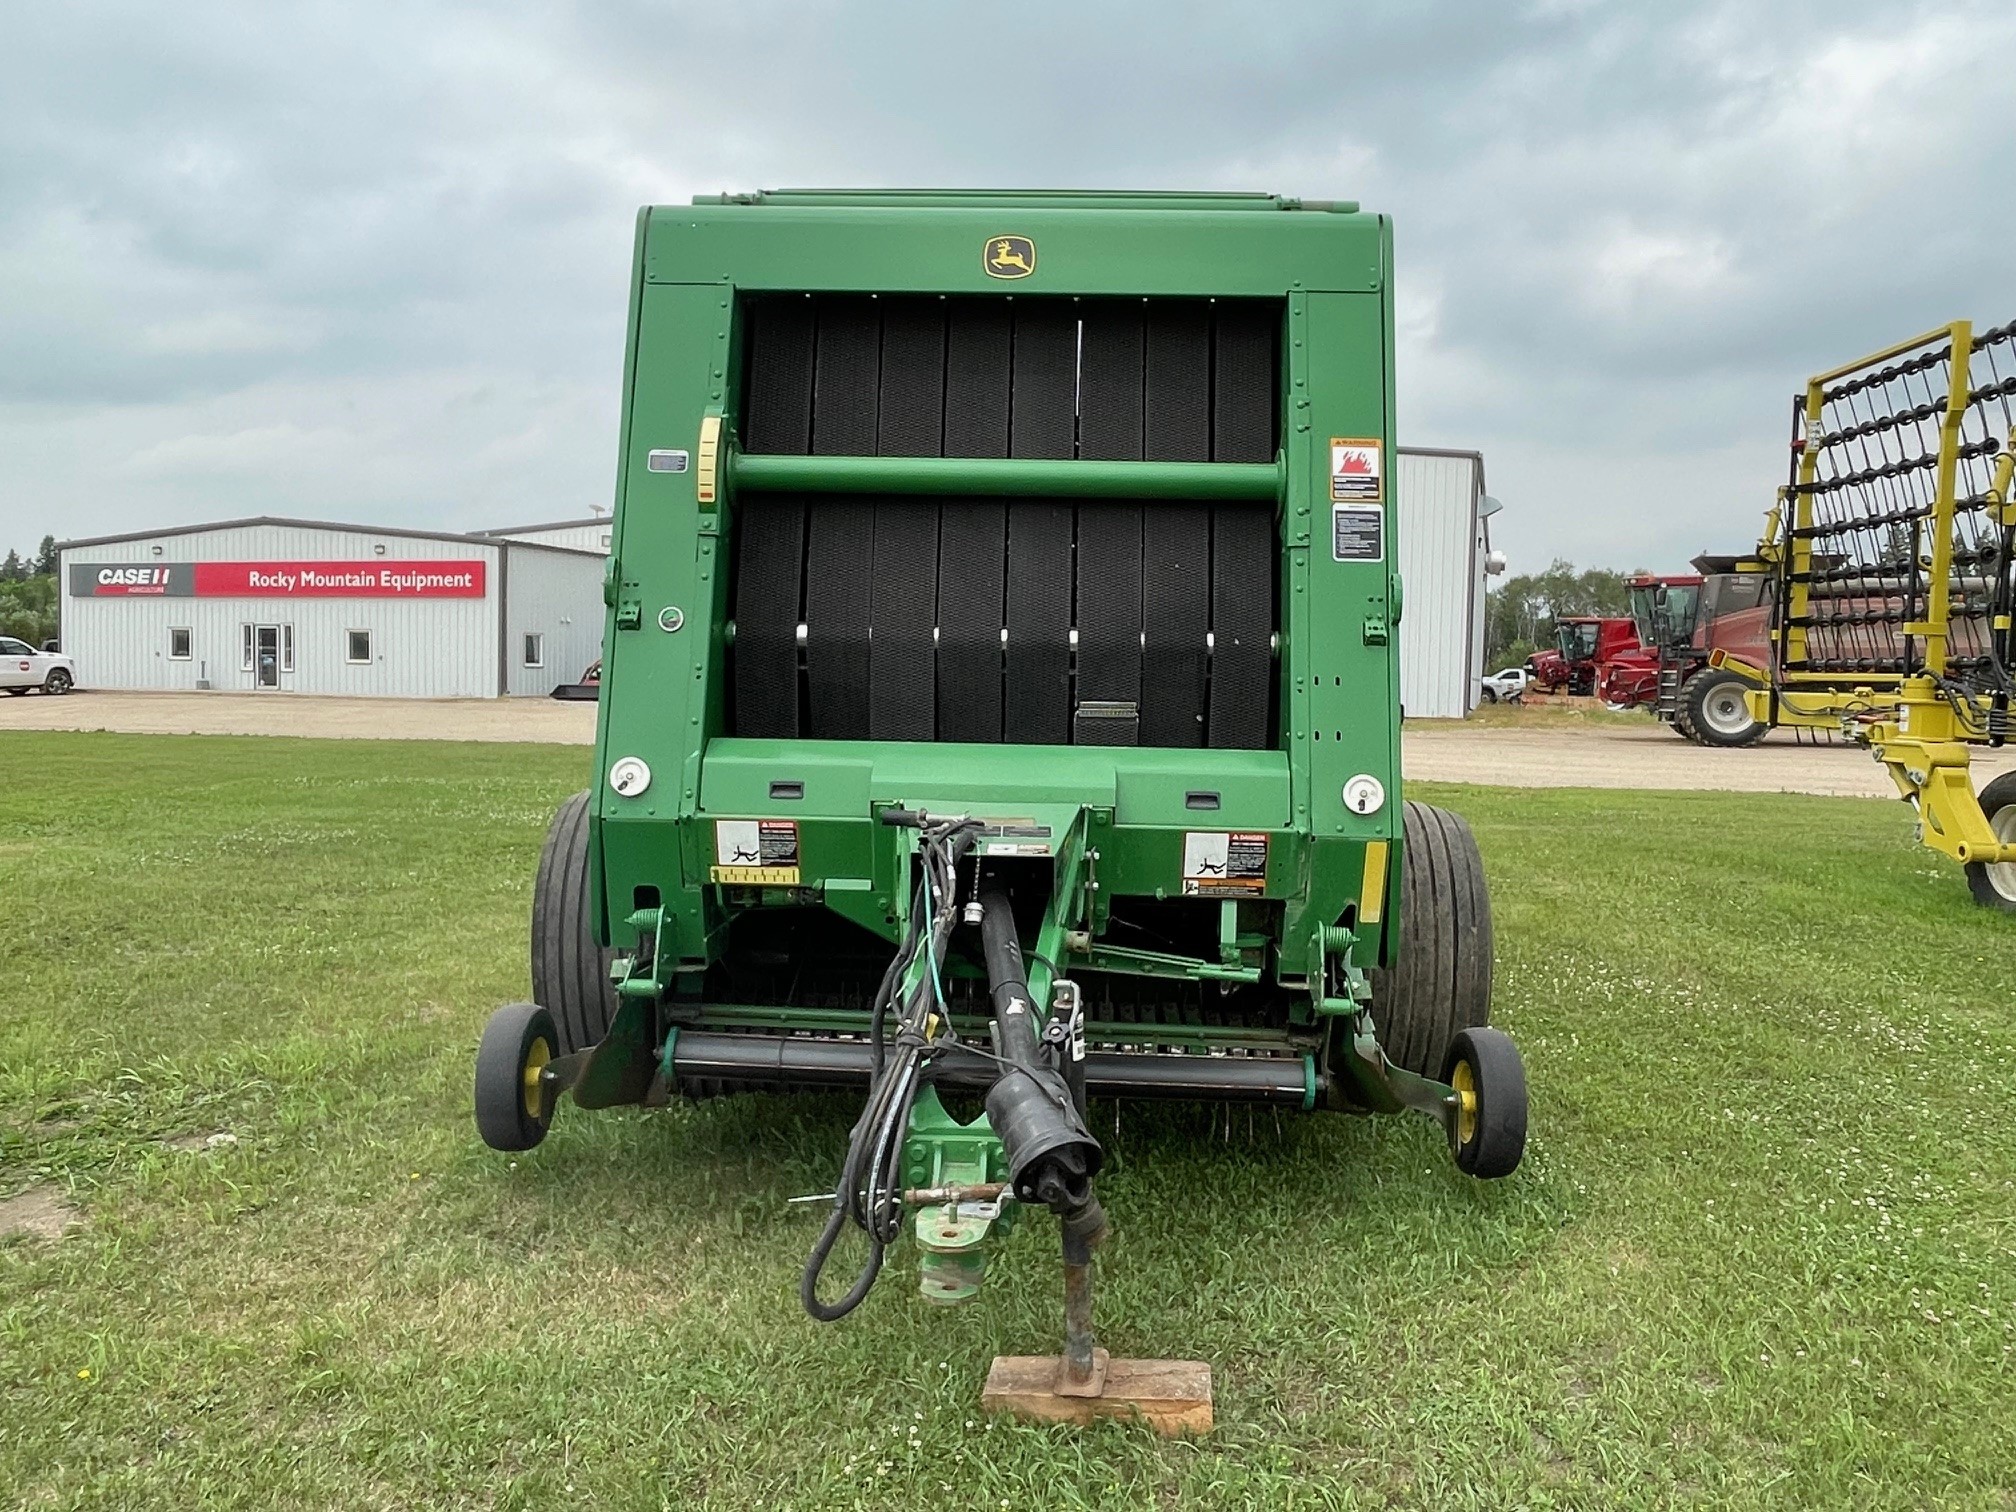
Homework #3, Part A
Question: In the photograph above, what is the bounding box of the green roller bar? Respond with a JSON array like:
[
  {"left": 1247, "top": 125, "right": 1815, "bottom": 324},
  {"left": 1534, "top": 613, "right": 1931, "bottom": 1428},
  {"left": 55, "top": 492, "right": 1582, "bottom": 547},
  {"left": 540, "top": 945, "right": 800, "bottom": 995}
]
[{"left": 728, "top": 451, "right": 1284, "bottom": 501}]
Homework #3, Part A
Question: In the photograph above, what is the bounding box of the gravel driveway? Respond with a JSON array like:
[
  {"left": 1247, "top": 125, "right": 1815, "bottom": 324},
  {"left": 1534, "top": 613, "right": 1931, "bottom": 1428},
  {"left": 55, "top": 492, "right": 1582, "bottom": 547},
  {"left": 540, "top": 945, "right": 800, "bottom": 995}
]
[{"left": 11, "top": 690, "right": 2013, "bottom": 799}]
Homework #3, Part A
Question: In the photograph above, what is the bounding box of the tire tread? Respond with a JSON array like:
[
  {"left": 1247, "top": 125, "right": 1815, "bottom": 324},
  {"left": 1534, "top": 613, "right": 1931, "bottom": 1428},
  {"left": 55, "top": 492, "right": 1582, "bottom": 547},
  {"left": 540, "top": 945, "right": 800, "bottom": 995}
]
[
  {"left": 1367, "top": 801, "right": 1492, "bottom": 1076},
  {"left": 530, "top": 792, "right": 618, "bottom": 1053}
]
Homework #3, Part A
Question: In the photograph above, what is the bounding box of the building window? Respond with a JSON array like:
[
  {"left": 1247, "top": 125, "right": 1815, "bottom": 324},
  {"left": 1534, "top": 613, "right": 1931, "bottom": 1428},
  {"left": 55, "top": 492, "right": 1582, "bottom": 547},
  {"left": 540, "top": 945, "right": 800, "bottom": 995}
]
[
  {"left": 281, "top": 624, "right": 295, "bottom": 673},
  {"left": 523, "top": 633, "right": 544, "bottom": 668},
  {"left": 241, "top": 624, "right": 254, "bottom": 671},
  {"left": 168, "top": 628, "right": 192, "bottom": 661},
  {"left": 347, "top": 630, "right": 373, "bottom": 665}
]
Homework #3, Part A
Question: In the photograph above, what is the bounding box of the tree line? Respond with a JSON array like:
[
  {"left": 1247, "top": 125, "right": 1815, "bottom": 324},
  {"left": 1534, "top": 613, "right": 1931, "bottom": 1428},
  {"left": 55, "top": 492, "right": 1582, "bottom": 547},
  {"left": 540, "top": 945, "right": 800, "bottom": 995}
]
[
  {"left": 1483, "top": 559, "right": 1642, "bottom": 671},
  {"left": 0, "top": 535, "right": 60, "bottom": 647}
]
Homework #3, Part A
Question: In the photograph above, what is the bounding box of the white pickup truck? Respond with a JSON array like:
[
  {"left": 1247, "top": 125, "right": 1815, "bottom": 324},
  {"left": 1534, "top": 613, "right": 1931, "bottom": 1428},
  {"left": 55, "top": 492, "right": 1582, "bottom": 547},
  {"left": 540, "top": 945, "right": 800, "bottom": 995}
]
[
  {"left": 1478, "top": 667, "right": 1530, "bottom": 705},
  {"left": 0, "top": 637, "right": 75, "bottom": 695}
]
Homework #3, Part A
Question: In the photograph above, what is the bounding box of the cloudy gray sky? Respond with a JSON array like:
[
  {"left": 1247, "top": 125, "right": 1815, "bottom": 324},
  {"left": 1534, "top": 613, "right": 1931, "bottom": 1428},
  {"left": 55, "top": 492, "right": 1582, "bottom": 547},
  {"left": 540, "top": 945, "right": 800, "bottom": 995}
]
[{"left": 5, "top": 0, "right": 2012, "bottom": 574}]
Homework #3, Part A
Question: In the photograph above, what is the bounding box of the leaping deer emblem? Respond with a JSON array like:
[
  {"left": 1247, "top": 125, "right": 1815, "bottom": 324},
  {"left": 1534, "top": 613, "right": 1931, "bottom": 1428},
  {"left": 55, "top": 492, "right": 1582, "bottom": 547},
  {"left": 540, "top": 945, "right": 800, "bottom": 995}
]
[{"left": 984, "top": 236, "right": 1035, "bottom": 277}]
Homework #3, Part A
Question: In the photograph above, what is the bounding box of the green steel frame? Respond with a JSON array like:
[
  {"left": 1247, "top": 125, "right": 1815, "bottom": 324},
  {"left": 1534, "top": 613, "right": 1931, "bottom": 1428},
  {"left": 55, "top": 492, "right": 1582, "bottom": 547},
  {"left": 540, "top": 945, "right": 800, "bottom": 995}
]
[
  {"left": 591, "top": 193, "right": 1404, "bottom": 1038},
  {"left": 472, "top": 189, "right": 1528, "bottom": 1344}
]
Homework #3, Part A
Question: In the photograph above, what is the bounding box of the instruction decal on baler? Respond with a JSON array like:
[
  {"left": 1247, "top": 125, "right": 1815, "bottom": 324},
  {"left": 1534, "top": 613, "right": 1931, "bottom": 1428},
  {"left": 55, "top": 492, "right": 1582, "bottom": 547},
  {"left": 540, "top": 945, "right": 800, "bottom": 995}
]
[
  {"left": 1182, "top": 831, "right": 1268, "bottom": 895},
  {"left": 712, "top": 819, "right": 801, "bottom": 885},
  {"left": 1331, "top": 504, "right": 1384, "bottom": 563}
]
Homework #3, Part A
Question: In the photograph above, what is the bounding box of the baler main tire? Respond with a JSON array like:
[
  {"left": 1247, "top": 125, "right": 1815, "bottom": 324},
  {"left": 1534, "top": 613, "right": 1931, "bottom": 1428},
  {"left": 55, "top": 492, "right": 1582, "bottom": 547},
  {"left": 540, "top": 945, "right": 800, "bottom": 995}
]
[
  {"left": 531, "top": 791, "right": 619, "bottom": 1054},
  {"left": 1686, "top": 670, "right": 1767, "bottom": 747},
  {"left": 1964, "top": 770, "right": 2016, "bottom": 913},
  {"left": 1367, "top": 801, "right": 1492, "bottom": 1077},
  {"left": 475, "top": 1002, "right": 557, "bottom": 1152},
  {"left": 1442, "top": 1026, "right": 1527, "bottom": 1178}
]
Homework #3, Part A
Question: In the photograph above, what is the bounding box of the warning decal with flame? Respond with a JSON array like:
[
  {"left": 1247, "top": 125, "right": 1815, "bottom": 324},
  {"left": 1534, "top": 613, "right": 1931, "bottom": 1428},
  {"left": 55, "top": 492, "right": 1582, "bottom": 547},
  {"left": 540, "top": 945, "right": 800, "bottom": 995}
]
[{"left": 1329, "top": 438, "right": 1384, "bottom": 504}]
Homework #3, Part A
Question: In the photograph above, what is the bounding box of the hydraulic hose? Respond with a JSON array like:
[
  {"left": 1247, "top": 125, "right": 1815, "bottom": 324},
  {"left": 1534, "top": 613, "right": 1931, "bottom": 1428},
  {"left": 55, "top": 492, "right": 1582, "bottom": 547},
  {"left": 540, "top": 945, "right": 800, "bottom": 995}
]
[{"left": 801, "top": 811, "right": 977, "bottom": 1322}]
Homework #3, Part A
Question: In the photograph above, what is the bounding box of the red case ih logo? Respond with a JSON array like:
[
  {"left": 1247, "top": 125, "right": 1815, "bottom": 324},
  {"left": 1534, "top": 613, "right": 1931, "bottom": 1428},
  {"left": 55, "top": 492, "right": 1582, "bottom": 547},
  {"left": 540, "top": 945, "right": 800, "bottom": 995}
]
[{"left": 84, "top": 565, "right": 184, "bottom": 595}]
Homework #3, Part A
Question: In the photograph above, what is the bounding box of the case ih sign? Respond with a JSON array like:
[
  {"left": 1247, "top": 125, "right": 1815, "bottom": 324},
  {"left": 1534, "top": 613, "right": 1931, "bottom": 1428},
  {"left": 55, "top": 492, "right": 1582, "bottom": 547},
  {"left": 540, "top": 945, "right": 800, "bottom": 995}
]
[{"left": 72, "top": 561, "right": 487, "bottom": 598}]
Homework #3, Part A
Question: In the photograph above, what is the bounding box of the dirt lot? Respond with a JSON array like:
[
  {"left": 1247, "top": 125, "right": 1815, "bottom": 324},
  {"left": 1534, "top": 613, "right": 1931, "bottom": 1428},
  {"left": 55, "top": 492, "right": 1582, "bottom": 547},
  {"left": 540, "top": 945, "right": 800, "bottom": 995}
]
[
  {"left": 1406, "top": 721, "right": 2016, "bottom": 798},
  {"left": 0, "top": 689, "right": 597, "bottom": 744},
  {"left": 9, "top": 690, "right": 2015, "bottom": 799}
]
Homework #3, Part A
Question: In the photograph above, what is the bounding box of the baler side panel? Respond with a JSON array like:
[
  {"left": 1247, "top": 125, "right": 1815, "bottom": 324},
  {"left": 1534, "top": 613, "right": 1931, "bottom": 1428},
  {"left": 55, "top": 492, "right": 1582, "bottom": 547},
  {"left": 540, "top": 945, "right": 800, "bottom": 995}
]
[
  {"left": 598, "top": 278, "right": 737, "bottom": 962},
  {"left": 1281, "top": 279, "right": 1402, "bottom": 965},
  {"left": 589, "top": 208, "right": 653, "bottom": 947}
]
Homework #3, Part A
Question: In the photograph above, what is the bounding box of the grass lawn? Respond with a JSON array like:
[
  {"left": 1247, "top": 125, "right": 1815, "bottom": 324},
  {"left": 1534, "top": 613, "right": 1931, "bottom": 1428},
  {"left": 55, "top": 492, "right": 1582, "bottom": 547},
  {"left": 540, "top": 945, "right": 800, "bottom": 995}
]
[{"left": 2, "top": 730, "right": 2012, "bottom": 1510}]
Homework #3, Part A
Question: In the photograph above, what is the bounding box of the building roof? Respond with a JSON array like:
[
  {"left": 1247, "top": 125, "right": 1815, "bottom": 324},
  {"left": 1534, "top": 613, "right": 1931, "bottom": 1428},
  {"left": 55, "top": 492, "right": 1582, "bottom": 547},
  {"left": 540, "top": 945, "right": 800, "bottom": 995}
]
[
  {"left": 1398, "top": 445, "right": 1488, "bottom": 495},
  {"left": 475, "top": 517, "right": 612, "bottom": 536},
  {"left": 56, "top": 515, "right": 603, "bottom": 559}
]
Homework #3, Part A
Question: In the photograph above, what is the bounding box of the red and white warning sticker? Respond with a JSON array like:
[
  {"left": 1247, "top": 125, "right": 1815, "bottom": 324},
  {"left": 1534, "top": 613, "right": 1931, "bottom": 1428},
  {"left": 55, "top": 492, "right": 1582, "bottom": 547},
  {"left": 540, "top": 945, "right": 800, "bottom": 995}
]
[{"left": 1330, "top": 437, "right": 1384, "bottom": 504}]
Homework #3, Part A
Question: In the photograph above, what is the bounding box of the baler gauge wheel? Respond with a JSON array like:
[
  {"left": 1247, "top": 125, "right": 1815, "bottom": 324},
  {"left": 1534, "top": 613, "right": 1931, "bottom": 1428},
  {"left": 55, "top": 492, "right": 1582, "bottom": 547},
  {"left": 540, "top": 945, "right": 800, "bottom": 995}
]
[
  {"left": 521, "top": 1036, "right": 552, "bottom": 1120},
  {"left": 1441, "top": 1026, "right": 1526, "bottom": 1179},
  {"left": 1451, "top": 1058, "right": 1478, "bottom": 1148},
  {"left": 475, "top": 1002, "right": 559, "bottom": 1152},
  {"left": 1964, "top": 771, "right": 2016, "bottom": 912}
]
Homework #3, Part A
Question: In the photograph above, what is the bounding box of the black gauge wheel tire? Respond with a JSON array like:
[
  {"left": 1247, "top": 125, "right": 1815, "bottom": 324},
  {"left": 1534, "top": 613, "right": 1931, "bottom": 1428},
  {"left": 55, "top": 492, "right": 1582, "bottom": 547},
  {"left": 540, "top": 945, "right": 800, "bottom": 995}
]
[
  {"left": 475, "top": 1002, "right": 558, "bottom": 1152},
  {"left": 1443, "top": 1025, "right": 1528, "bottom": 1179}
]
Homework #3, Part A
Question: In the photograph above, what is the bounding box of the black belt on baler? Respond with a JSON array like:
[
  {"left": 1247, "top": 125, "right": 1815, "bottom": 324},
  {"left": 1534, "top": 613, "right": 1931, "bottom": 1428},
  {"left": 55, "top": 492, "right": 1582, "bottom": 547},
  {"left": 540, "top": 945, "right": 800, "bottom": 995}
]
[{"left": 730, "top": 293, "right": 1281, "bottom": 750}]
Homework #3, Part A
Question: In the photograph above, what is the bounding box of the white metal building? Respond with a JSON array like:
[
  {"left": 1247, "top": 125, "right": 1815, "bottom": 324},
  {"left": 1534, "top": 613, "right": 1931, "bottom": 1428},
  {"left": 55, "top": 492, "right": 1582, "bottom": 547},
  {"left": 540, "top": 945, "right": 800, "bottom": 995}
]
[
  {"left": 477, "top": 516, "right": 614, "bottom": 554},
  {"left": 1396, "top": 447, "right": 1504, "bottom": 720},
  {"left": 58, "top": 517, "right": 606, "bottom": 698}
]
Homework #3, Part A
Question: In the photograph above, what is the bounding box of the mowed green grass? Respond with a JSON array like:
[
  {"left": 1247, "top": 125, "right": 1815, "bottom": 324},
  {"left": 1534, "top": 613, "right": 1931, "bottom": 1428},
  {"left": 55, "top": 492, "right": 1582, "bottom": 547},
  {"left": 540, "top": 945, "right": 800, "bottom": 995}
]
[{"left": 2, "top": 731, "right": 2013, "bottom": 1511}]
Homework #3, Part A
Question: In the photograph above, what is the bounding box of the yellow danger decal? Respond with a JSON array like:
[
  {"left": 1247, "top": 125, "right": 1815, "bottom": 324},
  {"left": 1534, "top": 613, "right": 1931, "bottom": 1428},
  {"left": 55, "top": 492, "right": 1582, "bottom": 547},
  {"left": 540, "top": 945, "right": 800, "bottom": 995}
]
[{"left": 711, "top": 865, "right": 801, "bottom": 886}]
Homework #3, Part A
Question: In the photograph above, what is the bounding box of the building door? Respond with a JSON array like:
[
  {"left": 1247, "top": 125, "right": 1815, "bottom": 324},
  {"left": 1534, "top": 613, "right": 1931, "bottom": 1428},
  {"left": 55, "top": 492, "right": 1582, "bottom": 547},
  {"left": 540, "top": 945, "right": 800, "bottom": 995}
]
[{"left": 255, "top": 625, "right": 281, "bottom": 689}]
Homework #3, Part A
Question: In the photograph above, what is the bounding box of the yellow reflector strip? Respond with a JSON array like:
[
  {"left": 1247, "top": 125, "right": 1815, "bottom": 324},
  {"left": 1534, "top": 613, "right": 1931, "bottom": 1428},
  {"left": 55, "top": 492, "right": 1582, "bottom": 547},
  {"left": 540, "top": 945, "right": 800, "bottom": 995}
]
[
  {"left": 1359, "top": 841, "right": 1389, "bottom": 924},
  {"left": 696, "top": 413, "right": 722, "bottom": 505}
]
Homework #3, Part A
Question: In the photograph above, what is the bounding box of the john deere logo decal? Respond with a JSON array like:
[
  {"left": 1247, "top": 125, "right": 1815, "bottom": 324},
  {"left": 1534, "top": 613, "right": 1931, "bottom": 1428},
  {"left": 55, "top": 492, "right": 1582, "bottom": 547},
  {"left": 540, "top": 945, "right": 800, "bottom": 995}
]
[{"left": 984, "top": 235, "right": 1036, "bottom": 279}]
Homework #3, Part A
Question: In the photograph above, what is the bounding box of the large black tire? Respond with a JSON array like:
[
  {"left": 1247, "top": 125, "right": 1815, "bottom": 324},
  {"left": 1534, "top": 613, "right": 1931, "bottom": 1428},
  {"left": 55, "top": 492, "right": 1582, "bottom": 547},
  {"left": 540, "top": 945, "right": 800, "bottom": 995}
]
[
  {"left": 43, "top": 668, "right": 72, "bottom": 695},
  {"left": 1686, "top": 670, "right": 1767, "bottom": 747},
  {"left": 531, "top": 791, "right": 619, "bottom": 1054},
  {"left": 1670, "top": 701, "right": 1700, "bottom": 741},
  {"left": 1367, "top": 801, "right": 1493, "bottom": 1077},
  {"left": 1964, "top": 770, "right": 2016, "bottom": 912},
  {"left": 1442, "top": 1026, "right": 1527, "bottom": 1178},
  {"left": 475, "top": 1002, "right": 557, "bottom": 1151}
]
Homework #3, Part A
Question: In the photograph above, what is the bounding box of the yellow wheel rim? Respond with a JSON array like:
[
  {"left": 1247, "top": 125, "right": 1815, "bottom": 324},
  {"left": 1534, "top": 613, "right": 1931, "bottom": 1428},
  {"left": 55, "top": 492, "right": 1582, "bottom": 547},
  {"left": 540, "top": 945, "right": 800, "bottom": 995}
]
[
  {"left": 1452, "top": 1058, "right": 1478, "bottom": 1148},
  {"left": 521, "top": 1036, "right": 552, "bottom": 1121}
]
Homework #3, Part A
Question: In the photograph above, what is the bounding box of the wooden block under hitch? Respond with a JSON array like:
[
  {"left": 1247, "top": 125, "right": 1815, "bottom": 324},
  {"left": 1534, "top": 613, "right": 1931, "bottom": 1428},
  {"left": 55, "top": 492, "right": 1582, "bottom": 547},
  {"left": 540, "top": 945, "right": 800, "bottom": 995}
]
[{"left": 980, "top": 1353, "right": 1213, "bottom": 1435}]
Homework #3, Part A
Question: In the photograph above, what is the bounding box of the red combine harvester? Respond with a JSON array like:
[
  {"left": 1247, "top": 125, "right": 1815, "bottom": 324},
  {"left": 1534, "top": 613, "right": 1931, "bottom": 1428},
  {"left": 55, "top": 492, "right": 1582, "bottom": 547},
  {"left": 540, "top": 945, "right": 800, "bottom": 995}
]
[
  {"left": 1590, "top": 580, "right": 1691, "bottom": 715},
  {"left": 1526, "top": 615, "right": 1641, "bottom": 696},
  {"left": 1592, "top": 560, "right": 1776, "bottom": 743}
]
